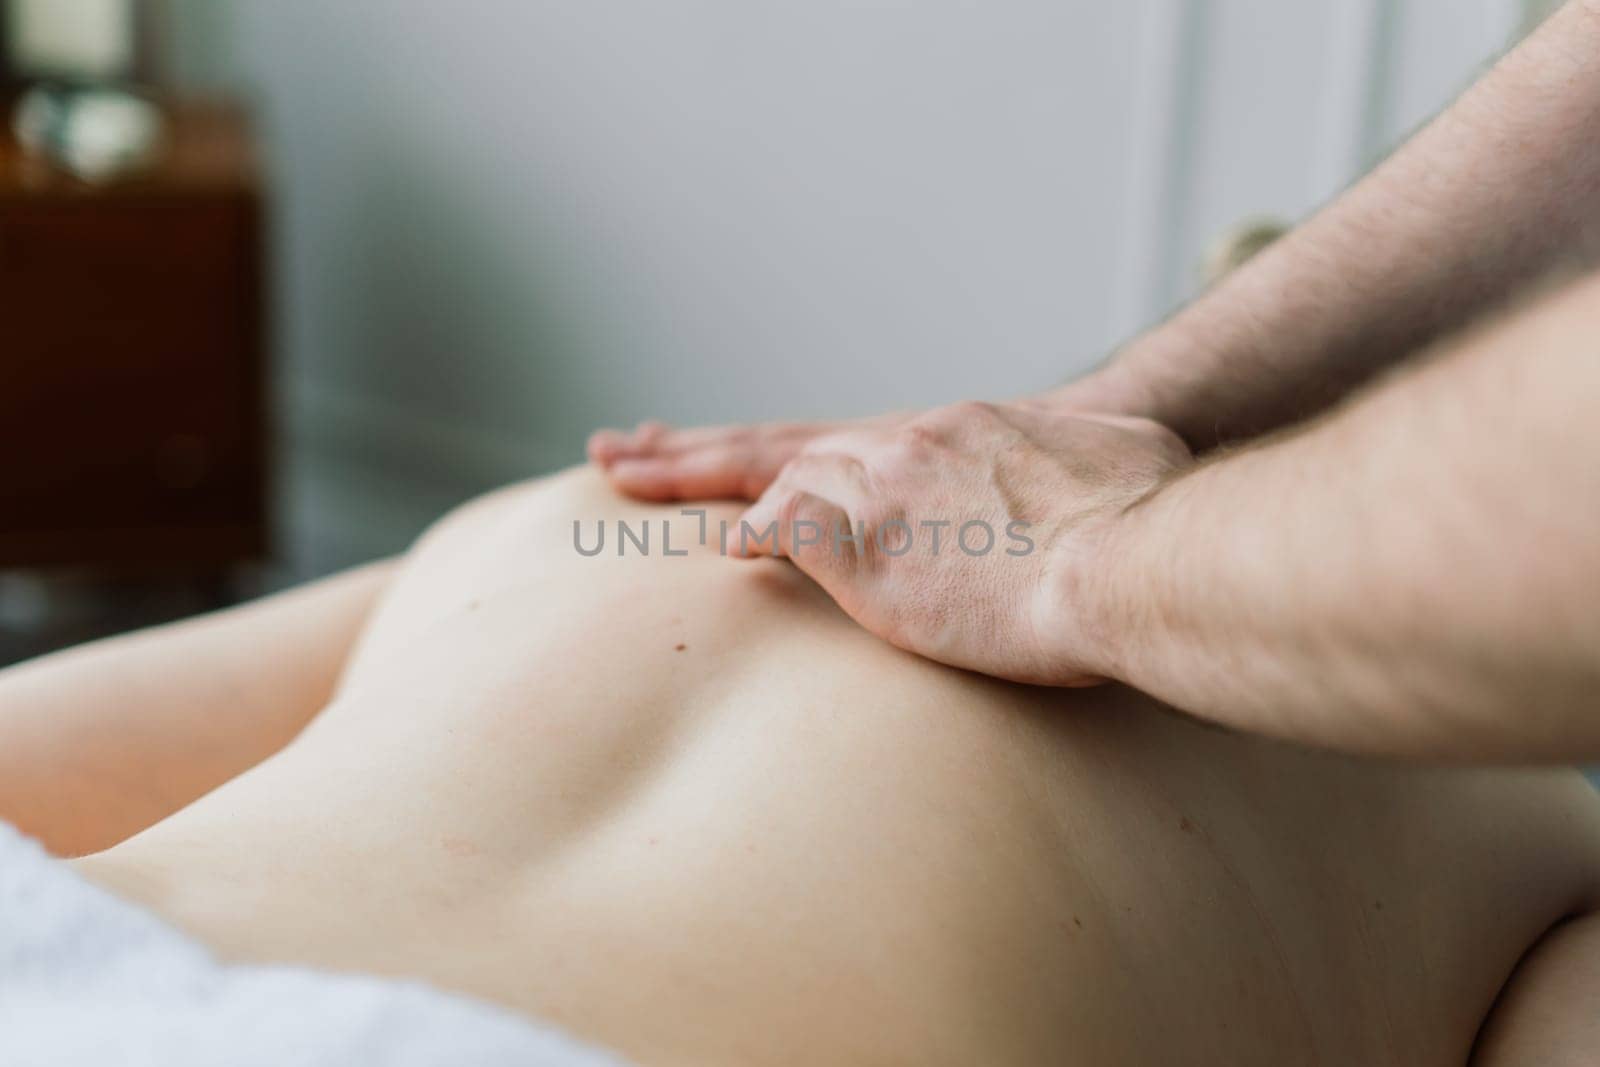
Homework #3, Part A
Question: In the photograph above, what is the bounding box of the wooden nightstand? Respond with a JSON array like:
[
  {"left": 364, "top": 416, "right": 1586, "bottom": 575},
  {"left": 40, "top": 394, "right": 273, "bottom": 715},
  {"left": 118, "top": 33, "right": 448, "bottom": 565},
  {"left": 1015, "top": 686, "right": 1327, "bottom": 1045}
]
[{"left": 0, "top": 97, "right": 268, "bottom": 573}]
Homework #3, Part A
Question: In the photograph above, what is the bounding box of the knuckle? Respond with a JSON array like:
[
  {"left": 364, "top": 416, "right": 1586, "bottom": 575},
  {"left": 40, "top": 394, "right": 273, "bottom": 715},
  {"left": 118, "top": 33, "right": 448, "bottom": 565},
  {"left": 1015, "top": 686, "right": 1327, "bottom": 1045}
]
[
  {"left": 789, "top": 450, "right": 836, "bottom": 477},
  {"left": 950, "top": 399, "right": 998, "bottom": 421},
  {"left": 911, "top": 399, "right": 996, "bottom": 438},
  {"left": 775, "top": 489, "right": 810, "bottom": 528},
  {"left": 796, "top": 437, "right": 833, "bottom": 459},
  {"left": 790, "top": 445, "right": 872, "bottom": 489},
  {"left": 1129, "top": 417, "right": 1192, "bottom": 463},
  {"left": 836, "top": 452, "right": 871, "bottom": 485},
  {"left": 896, "top": 422, "right": 942, "bottom": 450}
]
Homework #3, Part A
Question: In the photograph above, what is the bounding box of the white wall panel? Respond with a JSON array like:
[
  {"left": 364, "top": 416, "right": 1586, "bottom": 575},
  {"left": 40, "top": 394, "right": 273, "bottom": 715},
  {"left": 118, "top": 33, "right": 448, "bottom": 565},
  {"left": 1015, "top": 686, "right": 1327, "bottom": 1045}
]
[
  {"left": 1380, "top": 0, "right": 1524, "bottom": 147},
  {"left": 203, "top": 2, "right": 1162, "bottom": 565},
  {"left": 171, "top": 1, "right": 1534, "bottom": 571},
  {"left": 1169, "top": 3, "right": 1344, "bottom": 302}
]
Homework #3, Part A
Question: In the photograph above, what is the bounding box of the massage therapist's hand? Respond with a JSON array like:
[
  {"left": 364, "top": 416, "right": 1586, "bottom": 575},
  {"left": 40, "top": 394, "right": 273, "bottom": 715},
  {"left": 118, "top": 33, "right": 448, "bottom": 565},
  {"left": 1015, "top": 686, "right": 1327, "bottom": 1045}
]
[
  {"left": 733, "top": 400, "right": 1192, "bottom": 685},
  {"left": 587, "top": 373, "right": 1141, "bottom": 503},
  {"left": 588, "top": 413, "right": 909, "bottom": 502}
]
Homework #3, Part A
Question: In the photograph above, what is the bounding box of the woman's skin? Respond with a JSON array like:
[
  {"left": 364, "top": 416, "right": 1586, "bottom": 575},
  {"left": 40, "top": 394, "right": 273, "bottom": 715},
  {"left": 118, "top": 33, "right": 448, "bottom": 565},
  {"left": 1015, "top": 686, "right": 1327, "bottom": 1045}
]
[
  {"left": 0, "top": 468, "right": 1590, "bottom": 1064},
  {"left": 0, "top": 561, "right": 392, "bottom": 857}
]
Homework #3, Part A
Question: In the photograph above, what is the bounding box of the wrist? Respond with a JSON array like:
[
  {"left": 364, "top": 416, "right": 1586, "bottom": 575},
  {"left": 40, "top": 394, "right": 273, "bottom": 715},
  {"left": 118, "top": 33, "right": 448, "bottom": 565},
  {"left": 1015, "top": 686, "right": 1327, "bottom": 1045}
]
[
  {"left": 1041, "top": 320, "right": 1213, "bottom": 434},
  {"left": 1034, "top": 359, "right": 1155, "bottom": 419},
  {"left": 1040, "top": 479, "right": 1174, "bottom": 686}
]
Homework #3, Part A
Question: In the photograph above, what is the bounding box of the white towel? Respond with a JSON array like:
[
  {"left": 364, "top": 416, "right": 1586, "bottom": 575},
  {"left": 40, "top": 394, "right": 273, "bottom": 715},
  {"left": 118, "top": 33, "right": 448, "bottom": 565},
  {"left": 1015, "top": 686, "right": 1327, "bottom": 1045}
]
[{"left": 0, "top": 822, "right": 629, "bottom": 1066}]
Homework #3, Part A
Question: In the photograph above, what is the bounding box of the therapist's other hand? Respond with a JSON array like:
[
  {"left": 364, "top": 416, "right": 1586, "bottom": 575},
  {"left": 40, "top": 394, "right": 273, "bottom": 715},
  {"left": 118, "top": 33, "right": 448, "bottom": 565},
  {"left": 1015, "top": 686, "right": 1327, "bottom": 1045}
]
[
  {"left": 588, "top": 414, "right": 911, "bottom": 502},
  {"left": 734, "top": 401, "right": 1192, "bottom": 685}
]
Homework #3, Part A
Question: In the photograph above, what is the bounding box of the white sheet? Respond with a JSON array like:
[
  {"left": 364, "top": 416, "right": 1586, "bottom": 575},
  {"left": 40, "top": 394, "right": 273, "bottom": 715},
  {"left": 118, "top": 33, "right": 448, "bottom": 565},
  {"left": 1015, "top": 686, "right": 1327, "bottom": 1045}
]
[{"left": 0, "top": 822, "right": 629, "bottom": 1066}]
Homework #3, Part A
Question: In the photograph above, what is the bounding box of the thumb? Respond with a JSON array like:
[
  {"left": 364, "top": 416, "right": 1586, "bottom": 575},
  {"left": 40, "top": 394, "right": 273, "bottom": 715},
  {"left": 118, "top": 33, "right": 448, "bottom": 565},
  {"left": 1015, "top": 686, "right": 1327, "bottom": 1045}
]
[{"left": 739, "top": 490, "right": 871, "bottom": 601}]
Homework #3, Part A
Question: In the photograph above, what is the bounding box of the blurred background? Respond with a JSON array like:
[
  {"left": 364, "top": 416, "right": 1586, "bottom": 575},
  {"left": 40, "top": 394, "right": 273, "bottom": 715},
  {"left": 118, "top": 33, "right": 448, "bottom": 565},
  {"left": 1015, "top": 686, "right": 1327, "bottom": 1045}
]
[{"left": 0, "top": 0, "right": 1563, "bottom": 662}]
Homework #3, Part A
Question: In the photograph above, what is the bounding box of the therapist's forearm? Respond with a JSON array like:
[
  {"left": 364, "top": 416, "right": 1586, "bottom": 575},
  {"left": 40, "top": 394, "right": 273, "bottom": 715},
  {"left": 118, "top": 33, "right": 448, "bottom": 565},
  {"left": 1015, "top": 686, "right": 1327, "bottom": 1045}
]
[
  {"left": 1077, "top": 273, "right": 1600, "bottom": 760},
  {"left": 1061, "top": 0, "right": 1600, "bottom": 451}
]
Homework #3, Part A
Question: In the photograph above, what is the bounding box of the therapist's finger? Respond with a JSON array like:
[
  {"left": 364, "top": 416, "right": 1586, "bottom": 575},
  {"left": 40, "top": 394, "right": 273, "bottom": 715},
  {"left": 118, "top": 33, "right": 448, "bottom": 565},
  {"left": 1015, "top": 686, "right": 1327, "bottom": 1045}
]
[
  {"left": 736, "top": 487, "right": 847, "bottom": 559},
  {"left": 732, "top": 487, "right": 784, "bottom": 556},
  {"left": 594, "top": 419, "right": 845, "bottom": 467},
  {"left": 734, "top": 452, "right": 875, "bottom": 554},
  {"left": 586, "top": 428, "right": 632, "bottom": 465},
  {"left": 733, "top": 476, "right": 803, "bottom": 557},
  {"left": 587, "top": 420, "right": 675, "bottom": 465},
  {"left": 760, "top": 491, "right": 882, "bottom": 625},
  {"left": 608, "top": 447, "right": 777, "bottom": 502},
  {"left": 592, "top": 420, "right": 777, "bottom": 466}
]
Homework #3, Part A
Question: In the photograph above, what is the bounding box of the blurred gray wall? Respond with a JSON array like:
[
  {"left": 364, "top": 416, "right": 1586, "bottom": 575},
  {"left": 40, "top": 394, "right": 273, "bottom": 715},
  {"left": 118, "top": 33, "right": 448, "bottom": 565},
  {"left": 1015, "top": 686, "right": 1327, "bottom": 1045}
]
[{"left": 167, "top": 0, "right": 1529, "bottom": 574}]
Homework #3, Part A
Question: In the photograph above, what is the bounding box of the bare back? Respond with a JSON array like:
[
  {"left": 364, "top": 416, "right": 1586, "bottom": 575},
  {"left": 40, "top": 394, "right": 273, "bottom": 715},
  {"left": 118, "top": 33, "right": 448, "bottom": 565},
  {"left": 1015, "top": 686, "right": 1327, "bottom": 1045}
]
[{"left": 77, "top": 468, "right": 1600, "bottom": 1066}]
